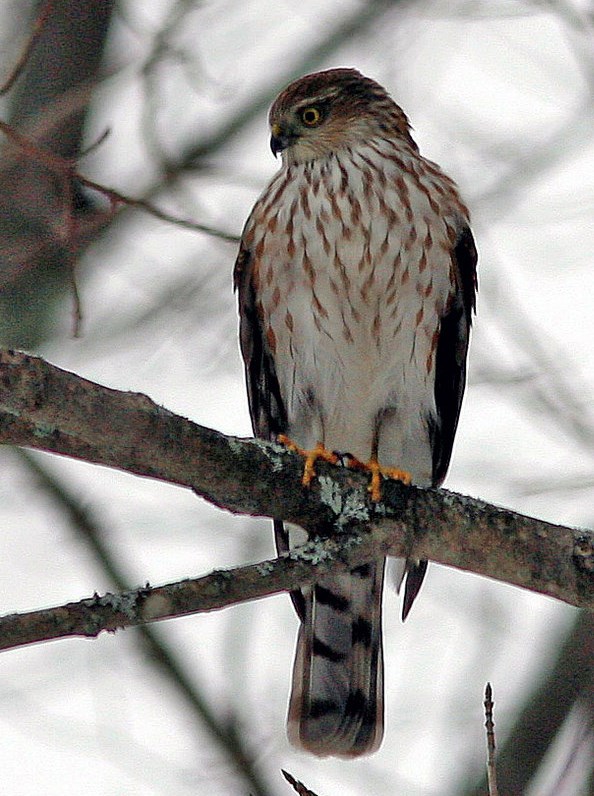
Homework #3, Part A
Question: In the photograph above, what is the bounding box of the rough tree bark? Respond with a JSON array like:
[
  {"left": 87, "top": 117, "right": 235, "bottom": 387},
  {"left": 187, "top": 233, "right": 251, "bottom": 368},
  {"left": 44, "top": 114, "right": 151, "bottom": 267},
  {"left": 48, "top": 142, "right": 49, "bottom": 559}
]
[{"left": 0, "top": 348, "right": 592, "bottom": 652}]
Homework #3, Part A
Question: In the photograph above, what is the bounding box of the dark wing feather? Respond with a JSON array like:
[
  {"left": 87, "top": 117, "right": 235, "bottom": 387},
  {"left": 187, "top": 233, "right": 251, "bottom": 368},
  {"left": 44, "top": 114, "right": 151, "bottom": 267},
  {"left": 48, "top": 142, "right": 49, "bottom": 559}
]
[
  {"left": 234, "top": 244, "right": 306, "bottom": 619},
  {"left": 431, "top": 224, "right": 478, "bottom": 485},
  {"left": 404, "top": 225, "right": 476, "bottom": 619},
  {"left": 234, "top": 244, "right": 287, "bottom": 440}
]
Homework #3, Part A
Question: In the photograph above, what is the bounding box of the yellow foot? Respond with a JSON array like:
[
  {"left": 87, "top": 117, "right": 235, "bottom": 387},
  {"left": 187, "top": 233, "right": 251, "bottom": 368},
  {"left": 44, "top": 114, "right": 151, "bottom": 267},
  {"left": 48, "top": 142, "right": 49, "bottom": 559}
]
[
  {"left": 277, "top": 434, "right": 339, "bottom": 487},
  {"left": 346, "top": 454, "right": 411, "bottom": 501}
]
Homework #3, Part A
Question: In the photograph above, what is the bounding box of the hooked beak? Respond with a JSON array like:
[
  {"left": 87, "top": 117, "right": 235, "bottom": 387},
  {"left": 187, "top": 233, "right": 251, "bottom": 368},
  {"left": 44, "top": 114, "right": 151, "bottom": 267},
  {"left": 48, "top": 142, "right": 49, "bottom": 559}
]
[{"left": 270, "top": 122, "right": 295, "bottom": 157}]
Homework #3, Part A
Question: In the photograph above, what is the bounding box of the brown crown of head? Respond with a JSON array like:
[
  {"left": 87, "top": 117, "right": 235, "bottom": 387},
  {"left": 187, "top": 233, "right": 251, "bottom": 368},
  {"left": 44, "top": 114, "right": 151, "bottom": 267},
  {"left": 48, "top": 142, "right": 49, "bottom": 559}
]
[{"left": 268, "top": 68, "right": 415, "bottom": 161}]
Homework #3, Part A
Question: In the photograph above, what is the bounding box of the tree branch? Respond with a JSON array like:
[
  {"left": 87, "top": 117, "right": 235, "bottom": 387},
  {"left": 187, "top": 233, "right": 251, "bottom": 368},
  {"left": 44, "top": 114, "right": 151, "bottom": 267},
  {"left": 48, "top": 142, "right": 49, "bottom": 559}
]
[
  {"left": 464, "top": 610, "right": 594, "bottom": 795},
  {"left": 15, "top": 448, "right": 274, "bottom": 796},
  {"left": 0, "top": 0, "right": 57, "bottom": 97},
  {"left": 0, "top": 347, "right": 592, "bottom": 652}
]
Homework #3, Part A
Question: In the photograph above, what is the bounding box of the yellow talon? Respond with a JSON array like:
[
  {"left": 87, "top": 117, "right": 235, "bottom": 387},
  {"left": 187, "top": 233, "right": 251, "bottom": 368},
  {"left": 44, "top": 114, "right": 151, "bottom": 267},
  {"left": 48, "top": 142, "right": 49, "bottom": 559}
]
[
  {"left": 345, "top": 453, "right": 411, "bottom": 501},
  {"left": 277, "top": 434, "right": 339, "bottom": 487},
  {"left": 277, "top": 433, "right": 297, "bottom": 452},
  {"left": 368, "top": 460, "right": 382, "bottom": 503},
  {"left": 277, "top": 435, "right": 410, "bottom": 499},
  {"left": 367, "top": 459, "right": 411, "bottom": 501}
]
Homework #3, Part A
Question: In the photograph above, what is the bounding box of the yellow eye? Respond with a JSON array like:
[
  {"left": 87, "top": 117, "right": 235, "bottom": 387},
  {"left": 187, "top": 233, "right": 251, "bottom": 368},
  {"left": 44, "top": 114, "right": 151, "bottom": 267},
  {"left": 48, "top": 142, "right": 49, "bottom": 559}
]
[{"left": 301, "top": 106, "right": 322, "bottom": 127}]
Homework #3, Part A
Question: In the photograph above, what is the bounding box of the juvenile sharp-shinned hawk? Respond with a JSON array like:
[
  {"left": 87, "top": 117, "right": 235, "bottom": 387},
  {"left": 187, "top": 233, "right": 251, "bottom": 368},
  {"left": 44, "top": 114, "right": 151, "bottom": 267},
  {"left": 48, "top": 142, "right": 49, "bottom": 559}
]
[{"left": 234, "top": 68, "right": 477, "bottom": 758}]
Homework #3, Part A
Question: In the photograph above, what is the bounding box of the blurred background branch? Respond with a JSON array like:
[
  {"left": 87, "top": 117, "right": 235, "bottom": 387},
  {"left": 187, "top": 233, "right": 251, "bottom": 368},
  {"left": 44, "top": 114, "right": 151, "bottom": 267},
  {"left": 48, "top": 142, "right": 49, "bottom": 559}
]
[
  {"left": 0, "top": 0, "right": 116, "bottom": 345},
  {"left": 15, "top": 449, "right": 275, "bottom": 796}
]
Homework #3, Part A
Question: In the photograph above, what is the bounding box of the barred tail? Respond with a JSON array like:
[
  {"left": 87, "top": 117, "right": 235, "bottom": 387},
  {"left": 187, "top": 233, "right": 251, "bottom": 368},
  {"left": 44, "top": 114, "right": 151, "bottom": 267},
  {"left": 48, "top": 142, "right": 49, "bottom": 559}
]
[{"left": 287, "top": 560, "right": 385, "bottom": 757}]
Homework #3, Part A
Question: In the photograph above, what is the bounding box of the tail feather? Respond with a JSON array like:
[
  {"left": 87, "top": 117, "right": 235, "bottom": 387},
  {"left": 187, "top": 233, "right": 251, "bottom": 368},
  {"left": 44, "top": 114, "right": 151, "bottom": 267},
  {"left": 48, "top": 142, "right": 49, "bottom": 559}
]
[{"left": 287, "top": 560, "right": 385, "bottom": 757}]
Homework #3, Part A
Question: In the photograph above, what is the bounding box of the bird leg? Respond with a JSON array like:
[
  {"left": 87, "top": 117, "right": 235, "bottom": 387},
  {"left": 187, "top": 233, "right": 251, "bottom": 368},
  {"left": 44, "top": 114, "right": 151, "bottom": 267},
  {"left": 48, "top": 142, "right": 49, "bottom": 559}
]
[
  {"left": 277, "top": 434, "right": 339, "bottom": 487},
  {"left": 277, "top": 435, "right": 410, "bottom": 500},
  {"left": 346, "top": 453, "right": 411, "bottom": 501}
]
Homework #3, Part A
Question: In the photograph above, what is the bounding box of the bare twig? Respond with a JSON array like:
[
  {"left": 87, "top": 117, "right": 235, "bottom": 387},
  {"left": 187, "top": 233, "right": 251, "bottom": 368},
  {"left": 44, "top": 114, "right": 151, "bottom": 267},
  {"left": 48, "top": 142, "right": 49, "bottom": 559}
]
[
  {"left": 464, "top": 611, "right": 594, "bottom": 796},
  {"left": 0, "top": 116, "right": 236, "bottom": 335},
  {"left": 0, "top": 0, "right": 57, "bottom": 96},
  {"left": 77, "top": 175, "right": 240, "bottom": 241},
  {"left": 484, "top": 683, "right": 499, "bottom": 796},
  {"left": 16, "top": 449, "right": 273, "bottom": 796},
  {"left": 282, "top": 770, "right": 320, "bottom": 796},
  {"left": 0, "top": 119, "right": 239, "bottom": 241}
]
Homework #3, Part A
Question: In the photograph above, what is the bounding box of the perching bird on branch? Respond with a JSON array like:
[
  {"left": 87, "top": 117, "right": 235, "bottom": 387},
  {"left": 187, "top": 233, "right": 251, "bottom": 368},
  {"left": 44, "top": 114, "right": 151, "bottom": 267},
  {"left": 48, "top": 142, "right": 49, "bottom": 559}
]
[{"left": 235, "top": 68, "right": 477, "bottom": 757}]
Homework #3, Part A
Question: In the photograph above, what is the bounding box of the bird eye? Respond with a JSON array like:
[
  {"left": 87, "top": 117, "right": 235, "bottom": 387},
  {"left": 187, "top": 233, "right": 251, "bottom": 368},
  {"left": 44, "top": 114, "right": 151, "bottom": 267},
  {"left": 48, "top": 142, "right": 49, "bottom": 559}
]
[{"left": 300, "top": 106, "right": 322, "bottom": 127}]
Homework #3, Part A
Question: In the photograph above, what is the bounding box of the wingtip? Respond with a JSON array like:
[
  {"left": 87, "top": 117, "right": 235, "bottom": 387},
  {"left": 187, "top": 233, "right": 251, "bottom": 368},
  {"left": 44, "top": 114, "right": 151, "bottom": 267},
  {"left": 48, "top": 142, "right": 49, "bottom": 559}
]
[{"left": 401, "top": 560, "right": 428, "bottom": 621}]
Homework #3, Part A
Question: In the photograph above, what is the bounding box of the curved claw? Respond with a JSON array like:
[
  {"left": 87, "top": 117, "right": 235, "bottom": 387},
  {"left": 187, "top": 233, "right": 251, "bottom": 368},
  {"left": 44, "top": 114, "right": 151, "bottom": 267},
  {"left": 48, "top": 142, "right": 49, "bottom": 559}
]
[
  {"left": 344, "top": 453, "right": 411, "bottom": 501},
  {"left": 368, "top": 460, "right": 411, "bottom": 501},
  {"left": 277, "top": 434, "right": 339, "bottom": 487}
]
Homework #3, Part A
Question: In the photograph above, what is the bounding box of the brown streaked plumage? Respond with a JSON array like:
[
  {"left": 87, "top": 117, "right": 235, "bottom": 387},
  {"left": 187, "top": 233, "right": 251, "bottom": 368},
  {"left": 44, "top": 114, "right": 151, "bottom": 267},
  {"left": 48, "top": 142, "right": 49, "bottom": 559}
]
[{"left": 234, "top": 68, "right": 477, "bottom": 757}]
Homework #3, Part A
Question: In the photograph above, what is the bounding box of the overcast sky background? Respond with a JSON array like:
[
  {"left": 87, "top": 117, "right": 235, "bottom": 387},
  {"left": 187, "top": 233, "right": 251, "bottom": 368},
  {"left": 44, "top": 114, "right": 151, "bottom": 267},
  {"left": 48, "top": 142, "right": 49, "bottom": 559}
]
[{"left": 0, "top": 1, "right": 593, "bottom": 794}]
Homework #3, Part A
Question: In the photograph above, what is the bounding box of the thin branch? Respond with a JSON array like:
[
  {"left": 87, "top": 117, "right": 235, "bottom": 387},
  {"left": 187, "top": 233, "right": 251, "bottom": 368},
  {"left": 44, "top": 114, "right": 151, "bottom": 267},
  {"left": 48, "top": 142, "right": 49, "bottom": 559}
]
[
  {"left": 17, "top": 449, "right": 273, "bottom": 796},
  {"left": 0, "top": 0, "right": 57, "bottom": 96},
  {"left": 0, "top": 349, "right": 593, "bottom": 617},
  {"left": 0, "top": 120, "right": 238, "bottom": 242},
  {"left": 77, "top": 175, "right": 240, "bottom": 241},
  {"left": 484, "top": 683, "right": 499, "bottom": 796},
  {"left": 0, "top": 531, "right": 377, "bottom": 651},
  {"left": 464, "top": 611, "right": 594, "bottom": 796},
  {"left": 282, "top": 770, "right": 320, "bottom": 796}
]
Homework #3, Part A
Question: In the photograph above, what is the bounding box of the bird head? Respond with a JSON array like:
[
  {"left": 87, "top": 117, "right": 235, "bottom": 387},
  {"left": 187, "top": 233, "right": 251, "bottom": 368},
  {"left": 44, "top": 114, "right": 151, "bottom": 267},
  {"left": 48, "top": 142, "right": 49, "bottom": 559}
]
[{"left": 268, "top": 68, "right": 414, "bottom": 165}]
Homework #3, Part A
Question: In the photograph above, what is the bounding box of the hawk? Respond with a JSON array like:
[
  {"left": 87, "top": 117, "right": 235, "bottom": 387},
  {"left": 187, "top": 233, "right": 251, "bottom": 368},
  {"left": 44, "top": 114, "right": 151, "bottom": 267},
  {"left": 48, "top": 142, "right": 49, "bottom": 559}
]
[{"left": 234, "top": 68, "right": 477, "bottom": 757}]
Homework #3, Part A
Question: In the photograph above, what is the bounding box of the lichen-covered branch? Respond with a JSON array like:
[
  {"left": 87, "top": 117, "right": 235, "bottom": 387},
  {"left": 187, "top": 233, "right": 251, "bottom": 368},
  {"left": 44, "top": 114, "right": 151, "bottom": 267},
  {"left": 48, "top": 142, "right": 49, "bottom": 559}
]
[
  {"left": 0, "top": 532, "right": 375, "bottom": 651},
  {"left": 0, "top": 348, "right": 592, "bottom": 653},
  {"left": 16, "top": 449, "right": 274, "bottom": 796}
]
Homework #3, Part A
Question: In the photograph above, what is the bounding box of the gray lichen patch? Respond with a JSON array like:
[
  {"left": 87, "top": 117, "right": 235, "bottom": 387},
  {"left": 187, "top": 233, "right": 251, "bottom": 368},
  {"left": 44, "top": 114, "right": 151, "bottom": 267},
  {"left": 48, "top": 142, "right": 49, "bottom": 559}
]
[
  {"left": 289, "top": 538, "right": 334, "bottom": 566},
  {"left": 87, "top": 589, "right": 139, "bottom": 620},
  {"left": 32, "top": 422, "right": 57, "bottom": 438},
  {"left": 256, "top": 438, "right": 290, "bottom": 472},
  {"left": 229, "top": 436, "right": 287, "bottom": 473},
  {"left": 318, "top": 475, "right": 370, "bottom": 529},
  {"left": 256, "top": 560, "right": 276, "bottom": 576},
  {"left": 227, "top": 437, "right": 247, "bottom": 458}
]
